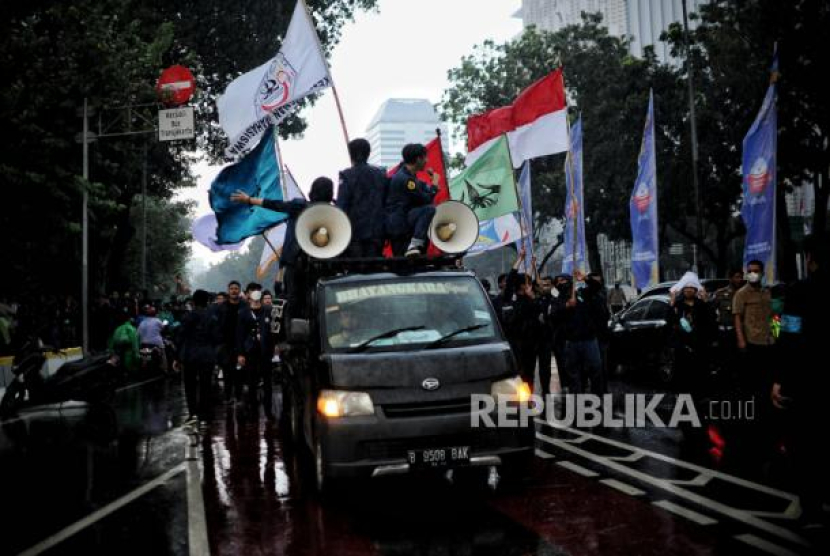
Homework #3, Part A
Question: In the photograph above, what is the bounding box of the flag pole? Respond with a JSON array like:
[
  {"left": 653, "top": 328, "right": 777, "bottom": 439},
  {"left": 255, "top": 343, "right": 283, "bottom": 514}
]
[
  {"left": 504, "top": 134, "right": 535, "bottom": 280},
  {"left": 565, "top": 115, "right": 579, "bottom": 277},
  {"left": 270, "top": 117, "right": 289, "bottom": 201},
  {"left": 262, "top": 231, "right": 281, "bottom": 257},
  {"left": 299, "top": 0, "right": 350, "bottom": 147}
]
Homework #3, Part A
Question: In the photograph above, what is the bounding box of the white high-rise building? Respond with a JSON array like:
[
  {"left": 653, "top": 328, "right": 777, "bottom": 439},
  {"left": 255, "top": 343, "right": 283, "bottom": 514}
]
[
  {"left": 365, "top": 99, "right": 448, "bottom": 170},
  {"left": 514, "top": 0, "right": 707, "bottom": 64},
  {"left": 626, "top": 0, "right": 706, "bottom": 62},
  {"left": 514, "top": 0, "right": 628, "bottom": 38}
]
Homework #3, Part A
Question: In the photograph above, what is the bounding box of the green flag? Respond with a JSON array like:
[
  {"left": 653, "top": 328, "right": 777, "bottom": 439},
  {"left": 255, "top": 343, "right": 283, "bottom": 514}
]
[{"left": 450, "top": 135, "right": 519, "bottom": 221}]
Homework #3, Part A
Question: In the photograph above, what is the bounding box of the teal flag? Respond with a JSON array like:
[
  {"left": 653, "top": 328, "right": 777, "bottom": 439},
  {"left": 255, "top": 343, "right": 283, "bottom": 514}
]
[{"left": 209, "top": 126, "right": 288, "bottom": 244}]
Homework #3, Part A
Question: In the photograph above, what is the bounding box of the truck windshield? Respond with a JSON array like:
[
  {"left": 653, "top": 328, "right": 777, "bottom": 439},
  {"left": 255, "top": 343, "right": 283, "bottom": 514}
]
[{"left": 323, "top": 277, "right": 499, "bottom": 352}]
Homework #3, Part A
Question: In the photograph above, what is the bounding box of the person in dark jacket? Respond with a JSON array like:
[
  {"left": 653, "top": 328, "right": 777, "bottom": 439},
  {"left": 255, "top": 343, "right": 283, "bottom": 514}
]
[
  {"left": 215, "top": 280, "right": 246, "bottom": 403},
  {"left": 535, "top": 275, "right": 556, "bottom": 396},
  {"left": 561, "top": 271, "right": 606, "bottom": 395},
  {"left": 548, "top": 275, "right": 573, "bottom": 392},
  {"left": 236, "top": 283, "right": 277, "bottom": 419},
  {"left": 386, "top": 143, "right": 440, "bottom": 257},
  {"left": 668, "top": 273, "right": 717, "bottom": 449},
  {"left": 231, "top": 177, "right": 334, "bottom": 319},
  {"left": 501, "top": 248, "right": 540, "bottom": 389},
  {"left": 771, "top": 234, "right": 829, "bottom": 526},
  {"left": 337, "top": 138, "right": 388, "bottom": 257},
  {"left": 176, "top": 290, "right": 221, "bottom": 423}
]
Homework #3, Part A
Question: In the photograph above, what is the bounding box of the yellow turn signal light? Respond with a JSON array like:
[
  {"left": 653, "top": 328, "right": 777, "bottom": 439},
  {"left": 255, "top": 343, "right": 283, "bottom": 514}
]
[{"left": 516, "top": 381, "right": 532, "bottom": 403}]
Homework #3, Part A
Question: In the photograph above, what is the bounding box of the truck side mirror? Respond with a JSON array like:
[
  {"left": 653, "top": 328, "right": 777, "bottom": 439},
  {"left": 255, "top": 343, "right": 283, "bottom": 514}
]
[{"left": 288, "top": 319, "right": 310, "bottom": 343}]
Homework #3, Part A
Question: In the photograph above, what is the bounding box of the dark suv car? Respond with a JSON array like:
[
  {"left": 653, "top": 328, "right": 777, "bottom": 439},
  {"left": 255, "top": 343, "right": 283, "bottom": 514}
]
[{"left": 608, "top": 295, "right": 675, "bottom": 382}]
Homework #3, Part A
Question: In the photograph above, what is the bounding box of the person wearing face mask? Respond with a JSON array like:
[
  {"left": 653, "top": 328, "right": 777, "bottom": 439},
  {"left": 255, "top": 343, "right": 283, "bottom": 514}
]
[
  {"left": 549, "top": 275, "right": 573, "bottom": 392},
  {"left": 732, "top": 260, "right": 775, "bottom": 469},
  {"left": 733, "top": 260, "right": 774, "bottom": 392},
  {"left": 669, "top": 273, "right": 717, "bottom": 450},
  {"left": 501, "top": 247, "right": 541, "bottom": 389},
  {"left": 236, "top": 283, "right": 276, "bottom": 420},
  {"left": 561, "top": 270, "right": 607, "bottom": 396}
]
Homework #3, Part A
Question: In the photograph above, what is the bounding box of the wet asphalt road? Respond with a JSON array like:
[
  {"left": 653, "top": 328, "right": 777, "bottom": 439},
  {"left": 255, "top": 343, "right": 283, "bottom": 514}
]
[{"left": 1, "top": 375, "right": 827, "bottom": 556}]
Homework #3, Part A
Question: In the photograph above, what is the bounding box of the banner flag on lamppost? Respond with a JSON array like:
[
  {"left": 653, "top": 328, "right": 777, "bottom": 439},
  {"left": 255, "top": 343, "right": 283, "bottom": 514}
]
[
  {"left": 515, "top": 161, "right": 534, "bottom": 273},
  {"left": 562, "top": 118, "right": 587, "bottom": 275},
  {"left": 630, "top": 90, "right": 660, "bottom": 289},
  {"left": 741, "top": 51, "right": 778, "bottom": 284}
]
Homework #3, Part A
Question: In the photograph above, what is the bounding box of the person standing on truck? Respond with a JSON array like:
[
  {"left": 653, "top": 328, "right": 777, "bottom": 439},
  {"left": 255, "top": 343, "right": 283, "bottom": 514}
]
[
  {"left": 231, "top": 177, "right": 335, "bottom": 319},
  {"left": 386, "top": 143, "right": 441, "bottom": 257},
  {"left": 337, "top": 138, "right": 388, "bottom": 257}
]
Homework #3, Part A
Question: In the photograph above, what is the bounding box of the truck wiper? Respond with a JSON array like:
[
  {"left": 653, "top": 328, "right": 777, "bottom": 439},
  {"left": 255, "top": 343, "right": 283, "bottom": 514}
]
[
  {"left": 423, "top": 324, "right": 489, "bottom": 350},
  {"left": 346, "top": 326, "right": 426, "bottom": 353}
]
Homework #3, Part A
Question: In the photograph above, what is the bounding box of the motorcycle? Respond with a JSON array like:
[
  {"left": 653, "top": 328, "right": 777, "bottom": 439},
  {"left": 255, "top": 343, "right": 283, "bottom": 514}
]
[{"left": 0, "top": 339, "right": 123, "bottom": 418}]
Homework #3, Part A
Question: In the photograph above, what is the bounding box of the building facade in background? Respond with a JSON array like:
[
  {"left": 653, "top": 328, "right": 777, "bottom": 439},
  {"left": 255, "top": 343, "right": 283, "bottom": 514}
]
[
  {"left": 515, "top": 0, "right": 707, "bottom": 64},
  {"left": 365, "top": 99, "right": 448, "bottom": 170}
]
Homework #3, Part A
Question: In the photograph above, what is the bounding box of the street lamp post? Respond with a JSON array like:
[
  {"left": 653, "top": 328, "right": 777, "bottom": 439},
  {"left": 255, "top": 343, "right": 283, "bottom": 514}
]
[
  {"left": 682, "top": 0, "right": 703, "bottom": 274},
  {"left": 82, "top": 98, "right": 90, "bottom": 354}
]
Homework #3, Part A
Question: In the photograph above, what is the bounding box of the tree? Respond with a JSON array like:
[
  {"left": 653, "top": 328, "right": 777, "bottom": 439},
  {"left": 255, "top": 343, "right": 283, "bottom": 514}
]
[
  {"left": 441, "top": 18, "right": 664, "bottom": 271},
  {"left": 191, "top": 238, "right": 268, "bottom": 293},
  {"left": 0, "top": 0, "right": 376, "bottom": 298},
  {"left": 662, "top": 0, "right": 830, "bottom": 279}
]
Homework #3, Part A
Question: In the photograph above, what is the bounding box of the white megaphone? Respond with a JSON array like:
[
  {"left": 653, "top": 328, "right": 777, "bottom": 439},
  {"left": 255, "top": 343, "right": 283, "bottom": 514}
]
[
  {"left": 428, "top": 201, "right": 479, "bottom": 254},
  {"left": 295, "top": 204, "right": 353, "bottom": 259}
]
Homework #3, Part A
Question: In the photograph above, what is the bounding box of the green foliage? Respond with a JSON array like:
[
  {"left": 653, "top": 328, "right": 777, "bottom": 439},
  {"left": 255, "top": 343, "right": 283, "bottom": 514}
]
[
  {"left": 442, "top": 3, "right": 829, "bottom": 276},
  {"left": 0, "top": 0, "right": 375, "bottom": 297},
  {"left": 191, "top": 238, "right": 269, "bottom": 294}
]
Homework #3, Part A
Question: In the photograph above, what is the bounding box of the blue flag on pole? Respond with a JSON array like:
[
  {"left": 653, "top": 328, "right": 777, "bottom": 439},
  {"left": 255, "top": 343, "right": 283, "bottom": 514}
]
[
  {"left": 741, "top": 53, "right": 778, "bottom": 283},
  {"left": 630, "top": 90, "right": 660, "bottom": 290},
  {"left": 209, "top": 126, "right": 289, "bottom": 244},
  {"left": 562, "top": 118, "right": 587, "bottom": 275},
  {"left": 515, "top": 161, "right": 534, "bottom": 273}
]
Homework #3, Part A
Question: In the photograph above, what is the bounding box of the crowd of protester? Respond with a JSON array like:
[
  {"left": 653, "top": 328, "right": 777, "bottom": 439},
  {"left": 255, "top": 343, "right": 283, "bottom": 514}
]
[{"left": 487, "top": 234, "right": 827, "bottom": 525}]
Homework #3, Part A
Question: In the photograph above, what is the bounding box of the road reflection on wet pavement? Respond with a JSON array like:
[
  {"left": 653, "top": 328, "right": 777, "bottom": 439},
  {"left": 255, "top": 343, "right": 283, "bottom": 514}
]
[
  {"left": 2, "top": 377, "right": 826, "bottom": 556},
  {"left": 1, "top": 376, "right": 189, "bottom": 556}
]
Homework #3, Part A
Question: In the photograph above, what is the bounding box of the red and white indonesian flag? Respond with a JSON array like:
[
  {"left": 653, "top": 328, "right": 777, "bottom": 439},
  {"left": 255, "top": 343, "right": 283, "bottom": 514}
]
[
  {"left": 218, "top": 0, "right": 331, "bottom": 157},
  {"left": 465, "top": 69, "right": 568, "bottom": 168}
]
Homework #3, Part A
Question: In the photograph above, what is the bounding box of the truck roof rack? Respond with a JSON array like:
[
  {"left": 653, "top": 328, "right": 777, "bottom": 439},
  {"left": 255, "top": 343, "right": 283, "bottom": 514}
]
[{"left": 307, "top": 254, "right": 464, "bottom": 279}]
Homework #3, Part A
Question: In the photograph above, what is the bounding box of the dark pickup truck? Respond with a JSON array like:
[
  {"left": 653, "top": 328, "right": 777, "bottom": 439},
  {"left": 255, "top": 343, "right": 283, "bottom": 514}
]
[{"left": 281, "top": 260, "right": 534, "bottom": 492}]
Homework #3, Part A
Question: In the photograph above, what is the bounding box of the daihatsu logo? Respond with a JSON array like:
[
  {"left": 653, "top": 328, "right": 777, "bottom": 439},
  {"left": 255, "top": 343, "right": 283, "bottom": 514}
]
[{"left": 422, "top": 378, "right": 440, "bottom": 391}]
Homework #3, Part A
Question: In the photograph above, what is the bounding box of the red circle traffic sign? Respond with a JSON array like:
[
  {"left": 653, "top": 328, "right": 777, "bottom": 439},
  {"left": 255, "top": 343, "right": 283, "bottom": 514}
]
[{"left": 156, "top": 65, "right": 196, "bottom": 106}]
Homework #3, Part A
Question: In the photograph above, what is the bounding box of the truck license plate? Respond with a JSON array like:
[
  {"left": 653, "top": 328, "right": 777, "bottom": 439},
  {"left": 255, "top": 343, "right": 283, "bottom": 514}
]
[{"left": 407, "top": 446, "right": 470, "bottom": 468}]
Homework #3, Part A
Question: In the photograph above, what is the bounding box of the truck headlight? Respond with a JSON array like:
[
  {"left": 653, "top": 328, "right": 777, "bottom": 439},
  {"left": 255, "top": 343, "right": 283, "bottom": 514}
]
[
  {"left": 491, "top": 376, "right": 532, "bottom": 403},
  {"left": 317, "top": 390, "right": 375, "bottom": 418}
]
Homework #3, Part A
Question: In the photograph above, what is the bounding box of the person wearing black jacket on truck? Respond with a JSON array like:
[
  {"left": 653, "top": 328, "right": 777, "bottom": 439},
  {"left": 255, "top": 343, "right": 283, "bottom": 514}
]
[
  {"left": 231, "top": 177, "right": 335, "bottom": 320},
  {"left": 501, "top": 247, "right": 540, "bottom": 390}
]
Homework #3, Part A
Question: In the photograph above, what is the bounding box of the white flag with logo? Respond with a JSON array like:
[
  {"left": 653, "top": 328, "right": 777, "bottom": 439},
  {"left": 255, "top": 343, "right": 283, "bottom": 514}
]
[
  {"left": 256, "top": 169, "right": 304, "bottom": 279},
  {"left": 218, "top": 0, "right": 331, "bottom": 157}
]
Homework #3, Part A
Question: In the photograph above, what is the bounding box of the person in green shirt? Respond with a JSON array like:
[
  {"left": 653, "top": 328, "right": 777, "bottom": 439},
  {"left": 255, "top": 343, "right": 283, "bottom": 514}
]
[{"left": 108, "top": 311, "right": 140, "bottom": 374}]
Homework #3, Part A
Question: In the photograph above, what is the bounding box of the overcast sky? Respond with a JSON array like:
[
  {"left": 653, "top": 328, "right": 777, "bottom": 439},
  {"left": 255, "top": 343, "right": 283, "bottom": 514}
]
[{"left": 182, "top": 0, "right": 523, "bottom": 270}]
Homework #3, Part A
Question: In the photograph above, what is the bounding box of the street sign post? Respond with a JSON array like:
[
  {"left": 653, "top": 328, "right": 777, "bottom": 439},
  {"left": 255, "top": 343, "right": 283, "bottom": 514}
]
[
  {"left": 156, "top": 65, "right": 196, "bottom": 106},
  {"left": 158, "top": 107, "right": 195, "bottom": 141}
]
